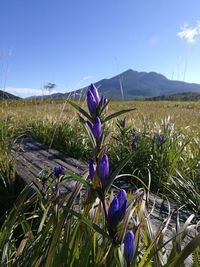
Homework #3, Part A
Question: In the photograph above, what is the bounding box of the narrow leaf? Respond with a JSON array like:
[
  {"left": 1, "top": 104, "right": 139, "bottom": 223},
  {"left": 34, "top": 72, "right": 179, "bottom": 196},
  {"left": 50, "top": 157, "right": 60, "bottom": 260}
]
[
  {"left": 103, "top": 108, "right": 136, "bottom": 123},
  {"left": 66, "top": 99, "right": 92, "bottom": 121}
]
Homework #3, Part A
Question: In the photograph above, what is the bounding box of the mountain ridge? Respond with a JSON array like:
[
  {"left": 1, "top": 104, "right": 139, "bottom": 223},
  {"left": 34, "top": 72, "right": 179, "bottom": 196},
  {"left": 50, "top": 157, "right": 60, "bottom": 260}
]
[
  {"left": 0, "top": 90, "right": 21, "bottom": 100},
  {"left": 27, "top": 69, "right": 200, "bottom": 100}
]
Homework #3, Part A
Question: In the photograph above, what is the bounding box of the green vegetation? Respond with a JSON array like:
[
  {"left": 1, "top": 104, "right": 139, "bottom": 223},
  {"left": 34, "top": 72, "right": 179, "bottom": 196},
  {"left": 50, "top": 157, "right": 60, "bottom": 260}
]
[
  {"left": 0, "top": 96, "right": 200, "bottom": 266},
  {"left": 146, "top": 91, "right": 200, "bottom": 101}
]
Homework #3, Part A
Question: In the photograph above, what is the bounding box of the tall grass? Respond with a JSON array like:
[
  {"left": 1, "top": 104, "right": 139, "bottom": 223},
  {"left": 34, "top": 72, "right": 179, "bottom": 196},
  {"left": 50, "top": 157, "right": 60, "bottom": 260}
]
[
  {"left": 0, "top": 115, "right": 24, "bottom": 217},
  {"left": 0, "top": 91, "right": 199, "bottom": 266},
  {"left": 1, "top": 98, "right": 198, "bottom": 214}
]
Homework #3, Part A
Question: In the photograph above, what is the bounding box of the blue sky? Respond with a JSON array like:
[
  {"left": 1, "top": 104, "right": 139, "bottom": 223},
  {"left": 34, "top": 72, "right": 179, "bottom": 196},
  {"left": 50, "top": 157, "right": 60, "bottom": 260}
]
[{"left": 1, "top": 0, "right": 200, "bottom": 97}]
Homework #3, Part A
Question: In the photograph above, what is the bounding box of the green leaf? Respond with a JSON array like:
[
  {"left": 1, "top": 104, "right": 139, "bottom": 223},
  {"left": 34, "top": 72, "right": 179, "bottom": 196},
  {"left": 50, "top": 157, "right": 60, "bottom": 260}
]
[
  {"left": 66, "top": 99, "right": 92, "bottom": 122},
  {"left": 82, "top": 120, "right": 96, "bottom": 149},
  {"left": 105, "top": 152, "right": 135, "bottom": 193},
  {"left": 166, "top": 234, "right": 200, "bottom": 267},
  {"left": 65, "top": 170, "right": 91, "bottom": 188},
  {"left": 99, "top": 98, "right": 111, "bottom": 115},
  {"left": 63, "top": 207, "right": 110, "bottom": 240},
  {"left": 102, "top": 108, "right": 136, "bottom": 123}
]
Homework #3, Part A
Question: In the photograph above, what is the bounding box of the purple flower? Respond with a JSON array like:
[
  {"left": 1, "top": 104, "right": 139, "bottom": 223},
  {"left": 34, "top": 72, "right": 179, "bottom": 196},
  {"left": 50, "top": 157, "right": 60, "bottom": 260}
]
[
  {"left": 103, "top": 97, "right": 108, "bottom": 113},
  {"left": 99, "top": 154, "right": 109, "bottom": 182},
  {"left": 107, "top": 189, "right": 127, "bottom": 228},
  {"left": 92, "top": 117, "right": 102, "bottom": 141},
  {"left": 158, "top": 134, "right": 165, "bottom": 144},
  {"left": 54, "top": 166, "right": 65, "bottom": 178},
  {"left": 154, "top": 134, "right": 165, "bottom": 144},
  {"left": 88, "top": 160, "right": 96, "bottom": 180},
  {"left": 99, "top": 96, "right": 108, "bottom": 113},
  {"left": 124, "top": 230, "right": 134, "bottom": 265},
  {"left": 87, "top": 89, "right": 97, "bottom": 116},
  {"left": 89, "top": 84, "right": 100, "bottom": 104},
  {"left": 131, "top": 142, "right": 137, "bottom": 151},
  {"left": 121, "top": 118, "right": 126, "bottom": 128},
  {"left": 117, "top": 189, "right": 127, "bottom": 220},
  {"left": 107, "top": 196, "right": 119, "bottom": 228},
  {"left": 132, "top": 135, "right": 139, "bottom": 142}
]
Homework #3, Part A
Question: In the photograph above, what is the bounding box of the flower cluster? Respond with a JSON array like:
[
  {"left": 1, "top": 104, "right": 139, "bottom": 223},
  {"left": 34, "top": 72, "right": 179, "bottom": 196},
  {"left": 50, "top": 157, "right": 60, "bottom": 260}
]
[
  {"left": 86, "top": 84, "right": 134, "bottom": 265},
  {"left": 86, "top": 84, "right": 109, "bottom": 143},
  {"left": 131, "top": 134, "right": 139, "bottom": 151},
  {"left": 86, "top": 84, "right": 110, "bottom": 190}
]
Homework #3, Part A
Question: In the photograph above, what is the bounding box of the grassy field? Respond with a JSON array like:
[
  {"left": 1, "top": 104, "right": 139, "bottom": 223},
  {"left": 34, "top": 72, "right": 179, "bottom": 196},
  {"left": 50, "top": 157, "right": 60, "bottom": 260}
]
[
  {"left": 2, "top": 99, "right": 200, "bottom": 127},
  {"left": 0, "top": 97, "right": 200, "bottom": 266}
]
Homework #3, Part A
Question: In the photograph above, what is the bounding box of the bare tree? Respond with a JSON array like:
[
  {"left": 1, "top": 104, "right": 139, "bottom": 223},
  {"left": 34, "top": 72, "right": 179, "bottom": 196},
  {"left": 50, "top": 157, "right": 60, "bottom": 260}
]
[{"left": 43, "top": 83, "right": 56, "bottom": 94}]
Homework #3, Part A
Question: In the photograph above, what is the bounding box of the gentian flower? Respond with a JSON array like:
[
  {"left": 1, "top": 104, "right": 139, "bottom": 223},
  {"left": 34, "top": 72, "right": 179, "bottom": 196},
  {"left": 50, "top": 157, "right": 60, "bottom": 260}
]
[
  {"left": 88, "top": 160, "right": 96, "bottom": 180},
  {"left": 99, "top": 154, "right": 109, "bottom": 182},
  {"left": 158, "top": 134, "right": 165, "bottom": 144},
  {"left": 131, "top": 142, "right": 137, "bottom": 151},
  {"left": 104, "top": 97, "right": 108, "bottom": 113},
  {"left": 132, "top": 135, "right": 139, "bottom": 142},
  {"left": 54, "top": 166, "right": 65, "bottom": 178},
  {"left": 92, "top": 117, "right": 102, "bottom": 141},
  {"left": 87, "top": 84, "right": 101, "bottom": 116},
  {"left": 107, "top": 189, "right": 127, "bottom": 229},
  {"left": 121, "top": 118, "right": 126, "bottom": 128},
  {"left": 107, "top": 196, "right": 119, "bottom": 228},
  {"left": 124, "top": 230, "right": 134, "bottom": 265},
  {"left": 87, "top": 89, "right": 97, "bottom": 116},
  {"left": 117, "top": 189, "right": 127, "bottom": 220},
  {"left": 89, "top": 84, "right": 100, "bottom": 104},
  {"left": 154, "top": 134, "right": 165, "bottom": 144}
]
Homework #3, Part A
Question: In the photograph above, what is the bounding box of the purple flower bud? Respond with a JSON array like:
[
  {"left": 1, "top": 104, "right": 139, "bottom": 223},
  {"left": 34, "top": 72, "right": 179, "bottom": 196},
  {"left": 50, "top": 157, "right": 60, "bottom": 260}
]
[
  {"left": 54, "top": 166, "right": 65, "bottom": 178},
  {"left": 92, "top": 117, "right": 102, "bottom": 141},
  {"left": 99, "top": 154, "right": 109, "bottom": 182},
  {"left": 124, "top": 230, "right": 134, "bottom": 265},
  {"left": 99, "top": 96, "right": 108, "bottom": 113},
  {"left": 87, "top": 89, "right": 97, "bottom": 115},
  {"left": 89, "top": 84, "right": 100, "bottom": 104},
  {"left": 108, "top": 196, "right": 119, "bottom": 228},
  {"left": 121, "top": 118, "right": 126, "bottom": 128},
  {"left": 131, "top": 142, "right": 137, "bottom": 151},
  {"left": 103, "top": 97, "right": 108, "bottom": 113},
  {"left": 107, "top": 189, "right": 127, "bottom": 229},
  {"left": 132, "top": 135, "right": 139, "bottom": 142},
  {"left": 117, "top": 189, "right": 127, "bottom": 220},
  {"left": 88, "top": 160, "right": 96, "bottom": 180},
  {"left": 158, "top": 134, "right": 165, "bottom": 144}
]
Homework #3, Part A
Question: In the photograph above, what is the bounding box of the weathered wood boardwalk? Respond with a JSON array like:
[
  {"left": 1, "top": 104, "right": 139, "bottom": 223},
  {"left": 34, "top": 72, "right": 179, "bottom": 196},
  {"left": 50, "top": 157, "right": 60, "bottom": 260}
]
[
  {"left": 12, "top": 137, "right": 87, "bottom": 191},
  {"left": 12, "top": 138, "right": 197, "bottom": 266},
  {"left": 12, "top": 138, "right": 197, "bottom": 222}
]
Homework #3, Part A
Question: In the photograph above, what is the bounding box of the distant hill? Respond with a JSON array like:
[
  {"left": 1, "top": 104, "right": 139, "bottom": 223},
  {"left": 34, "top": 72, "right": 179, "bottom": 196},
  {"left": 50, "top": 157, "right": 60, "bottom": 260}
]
[
  {"left": 145, "top": 92, "right": 200, "bottom": 101},
  {"left": 0, "top": 90, "right": 20, "bottom": 100},
  {"left": 28, "top": 69, "right": 200, "bottom": 100}
]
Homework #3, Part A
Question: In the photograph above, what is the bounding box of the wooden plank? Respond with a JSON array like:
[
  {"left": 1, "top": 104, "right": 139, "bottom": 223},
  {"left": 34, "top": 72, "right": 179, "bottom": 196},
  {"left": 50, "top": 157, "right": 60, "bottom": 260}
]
[{"left": 12, "top": 138, "right": 87, "bottom": 192}]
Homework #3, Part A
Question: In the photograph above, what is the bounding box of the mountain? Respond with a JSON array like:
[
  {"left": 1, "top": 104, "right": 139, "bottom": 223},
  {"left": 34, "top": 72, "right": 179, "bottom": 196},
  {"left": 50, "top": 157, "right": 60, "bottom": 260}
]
[
  {"left": 0, "top": 90, "right": 20, "bottom": 100},
  {"left": 73, "top": 69, "right": 200, "bottom": 100},
  {"left": 28, "top": 69, "right": 200, "bottom": 100}
]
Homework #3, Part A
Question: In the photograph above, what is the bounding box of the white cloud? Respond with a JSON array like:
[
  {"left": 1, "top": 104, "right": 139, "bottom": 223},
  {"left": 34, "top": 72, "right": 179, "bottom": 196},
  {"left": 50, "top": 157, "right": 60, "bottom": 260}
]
[
  {"left": 177, "top": 21, "right": 200, "bottom": 43},
  {"left": 4, "top": 87, "right": 60, "bottom": 98},
  {"left": 149, "top": 36, "right": 160, "bottom": 46},
  {"left": 81, "top": 75, "right": 93, "bottom": 81}
]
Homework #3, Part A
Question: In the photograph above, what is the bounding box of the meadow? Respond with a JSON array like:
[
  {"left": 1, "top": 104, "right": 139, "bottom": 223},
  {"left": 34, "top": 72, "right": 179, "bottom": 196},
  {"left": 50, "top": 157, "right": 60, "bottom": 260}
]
[{"left": 0, "top": 95, "right": 200, "bottom": 266}]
